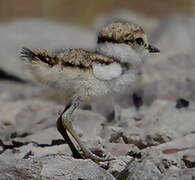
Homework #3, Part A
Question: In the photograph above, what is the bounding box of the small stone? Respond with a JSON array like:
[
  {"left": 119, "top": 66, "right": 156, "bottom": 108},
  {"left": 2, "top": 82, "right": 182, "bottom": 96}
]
[
  {"left": 182, "top": 154, "right": 195, "bottom": 168},
  {"left": 108, "top": 156, "right": 132, "bottom": 178},
  {"left": 127, "top": 151, "right": 142, "bottom": 159},
  {"left": 176, "top": 98, "right": 190, "bottom": 109},
  {"left": 23, "top": 150, "right": 34, "bottom": 159}
]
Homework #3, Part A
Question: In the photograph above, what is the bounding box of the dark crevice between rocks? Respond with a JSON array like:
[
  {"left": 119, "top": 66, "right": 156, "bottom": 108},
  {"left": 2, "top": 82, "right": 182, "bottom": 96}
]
[
  {"left": 0, "top": 68, "right": 27, "bottom": 83},
  {"left": 132, "top": 93, "right": 143, "bottom": 110},
  {"left": 81, "top": 104, "right": 92, "bottom": 110},
  {"left": 23, "top": 150, "right": 34, "bottom": 159},
  {"left": 10, "top": 132, "right": 31, "bottom": 139},
  {"left": 106, "top": 110, "right": 115, "bottom": 122},
  {"left": 0, "top": 139, "right": 28, "bottom": 154},
  {"left": 51, "top": 139, "right": 66, "bottom": 146},
  {"left": 0, "top": 139, "right": 66, "bottom": 154}
]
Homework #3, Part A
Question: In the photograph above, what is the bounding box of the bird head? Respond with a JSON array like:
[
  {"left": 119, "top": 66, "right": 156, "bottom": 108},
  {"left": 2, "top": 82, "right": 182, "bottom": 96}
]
[{"left": 97, "top": 21, "right": 159, "bottom": 57}]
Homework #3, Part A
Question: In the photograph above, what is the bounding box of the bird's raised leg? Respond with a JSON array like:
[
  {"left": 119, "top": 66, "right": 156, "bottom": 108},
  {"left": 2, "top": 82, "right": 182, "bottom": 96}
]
[
  {"left": 61, "top": 99, "right": 112, "bottom": 162},
  {"left": 56, "top": 104, "right": 83, "bottom": 159}
]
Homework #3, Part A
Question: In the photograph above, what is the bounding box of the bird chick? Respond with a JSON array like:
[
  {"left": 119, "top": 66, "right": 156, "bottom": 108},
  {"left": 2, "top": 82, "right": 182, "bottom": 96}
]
[{"left": 21, "top": 21, "right": 159, "bottom": 162}]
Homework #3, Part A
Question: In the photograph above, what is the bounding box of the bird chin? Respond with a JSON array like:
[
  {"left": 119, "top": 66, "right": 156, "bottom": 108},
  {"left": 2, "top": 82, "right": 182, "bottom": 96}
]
[{"left": 138, "top": 49, "right": 149, "bottom": 58}]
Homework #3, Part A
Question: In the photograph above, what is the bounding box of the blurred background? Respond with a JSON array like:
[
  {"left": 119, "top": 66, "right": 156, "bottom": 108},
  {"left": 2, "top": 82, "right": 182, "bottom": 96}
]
[
  {"left": 0, "top": 0, "right": 194, "bottom": 25},
  {"left": 0, "top": 1, "right": 195, "bottom": 176}
]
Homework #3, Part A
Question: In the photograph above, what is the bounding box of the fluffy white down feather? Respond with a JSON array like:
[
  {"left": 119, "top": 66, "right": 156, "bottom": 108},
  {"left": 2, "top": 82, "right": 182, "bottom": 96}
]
[
  {"left": 97, "top": 42, "right": 144, "bottom": 67},
  {"left": 92, "top": 62, "right": 122, "bottom": 80}
]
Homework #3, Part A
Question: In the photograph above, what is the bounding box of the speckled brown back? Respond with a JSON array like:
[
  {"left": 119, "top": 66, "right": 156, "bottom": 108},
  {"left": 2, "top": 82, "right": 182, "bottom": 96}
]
[
  {"left": 22, "top": 47, "right": 119, "bottom": 70},
  {"left": 55, "top": 49, "right": 118, "bottom": 69}
]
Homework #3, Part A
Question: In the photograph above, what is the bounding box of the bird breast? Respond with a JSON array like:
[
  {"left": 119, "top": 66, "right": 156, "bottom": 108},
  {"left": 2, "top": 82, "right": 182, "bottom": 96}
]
[{"left": 92, "top": 62, "right": 122, "bottom": 80}]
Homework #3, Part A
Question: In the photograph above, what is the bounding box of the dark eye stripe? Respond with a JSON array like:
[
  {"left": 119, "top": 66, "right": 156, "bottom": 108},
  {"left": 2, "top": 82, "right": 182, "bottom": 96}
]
[
  {"left": 97, "top": 37, "right": 118, "bottom": 44},
  {"left": 98, "top": 37, "right": 134, "bottom": 44},
  {"left": 124, "top": 39, "right": 134, "bottom": 44}
]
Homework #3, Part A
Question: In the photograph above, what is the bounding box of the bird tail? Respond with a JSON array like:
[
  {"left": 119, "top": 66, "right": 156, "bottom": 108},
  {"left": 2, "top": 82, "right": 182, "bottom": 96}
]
[
  {"left": 21, "top": 47, "right": 40, "bottom": 62},
  {"left": 20, "top": 47, "right": 59, "bottom": 67}
]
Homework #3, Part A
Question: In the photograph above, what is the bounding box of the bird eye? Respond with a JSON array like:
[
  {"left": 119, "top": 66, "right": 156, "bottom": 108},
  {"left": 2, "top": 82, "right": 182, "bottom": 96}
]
[{"left": 135, "top": 37, "right": 144, "bottom": 45}]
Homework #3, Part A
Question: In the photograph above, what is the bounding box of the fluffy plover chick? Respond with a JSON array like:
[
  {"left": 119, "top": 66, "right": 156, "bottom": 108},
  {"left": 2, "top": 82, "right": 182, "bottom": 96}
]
[{"left": 21, "top": 21, "right": 159, "bottom": 162}]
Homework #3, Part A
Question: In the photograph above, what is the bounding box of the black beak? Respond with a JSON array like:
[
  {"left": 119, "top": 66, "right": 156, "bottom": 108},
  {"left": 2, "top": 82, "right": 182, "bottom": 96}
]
[{"left": 148, "top": 44, "right": 160, "bottom": 53}]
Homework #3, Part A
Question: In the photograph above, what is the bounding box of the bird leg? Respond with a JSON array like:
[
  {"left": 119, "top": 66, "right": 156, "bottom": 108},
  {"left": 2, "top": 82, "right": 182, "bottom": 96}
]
[
  {"left": 61, "top": 99, "right": 112, "bottom": 162},
  {"left": 56, "top": 104, "right": 83, "bottom": 159}
]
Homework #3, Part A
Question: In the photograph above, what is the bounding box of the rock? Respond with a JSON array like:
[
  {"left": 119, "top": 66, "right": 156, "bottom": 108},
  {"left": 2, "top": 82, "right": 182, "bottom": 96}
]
[
  {"left": 0, "top": 154, "right": 115, "bottom": 180},
  {"left": 115, "top": 99, "right": 195, "bottom": 149},
  {"left": 105, "top": 143, "right": 139, "bottom": 157},
  {"left": 161, "top": 169, "right": 195, "bottom": 180},
  {"left": 0, "top": 142, "right": 71, "bottom": 161},
  {"left": 144, "top": 100, "right": 195, "bottom": 137},
  {"left": 0, "top": 99, "right": 63, "bottom": 142},
  {"left": 21, "top": 127, "right": 63, "bottom": 145},
  {"left": 141, "top": 134, "right": 195, "bottom": 174},
  {"left": 107, "top": 156, "right": 133, "bottom": 178},
  {"left": 118, "top": 159, "right": 162, "bottom": 180},
  {"left": 0, "top": 100, "right": 26, "bottom": 135},
  {"left": 182, "top": 153, "right": 195, "bottom": 168},
  {"left": 0, "top": 81, "right": 43, "bottom": 101},
  {"left": 114, "top": 135, "right": 195, "bottom": 179},
  {"left": 0, "top": 98, "right": 109, "bottom": 162}
]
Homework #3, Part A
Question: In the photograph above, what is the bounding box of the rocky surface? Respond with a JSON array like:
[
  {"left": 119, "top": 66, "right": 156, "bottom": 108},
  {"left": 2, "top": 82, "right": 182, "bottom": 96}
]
[
  {"left": 0, "top": 12, "right": 195, "bottom": 180},
  {"left": 0, "top": 155, "right": 115, "bottom": 180}
]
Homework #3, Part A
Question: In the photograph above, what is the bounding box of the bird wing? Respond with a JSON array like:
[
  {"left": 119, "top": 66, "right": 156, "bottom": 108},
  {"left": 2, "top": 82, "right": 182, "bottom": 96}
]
[{"left": 21, "top": 48, "right": 123, "bottom": 81}]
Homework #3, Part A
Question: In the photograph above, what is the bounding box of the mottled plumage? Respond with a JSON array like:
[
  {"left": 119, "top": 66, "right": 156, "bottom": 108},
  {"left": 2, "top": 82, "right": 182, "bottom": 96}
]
[
  {"left": 21, "top": 21, "right": 159, "bottom": 162},
  {"left": 21, "top": 48, "right": 120, "bottom": 69}
]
